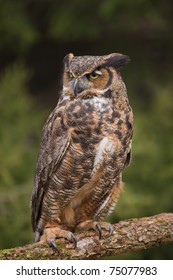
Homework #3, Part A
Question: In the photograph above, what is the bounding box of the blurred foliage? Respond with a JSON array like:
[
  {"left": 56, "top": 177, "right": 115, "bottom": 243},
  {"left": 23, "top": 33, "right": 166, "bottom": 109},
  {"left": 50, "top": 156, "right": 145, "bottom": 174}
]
[
  {"left": 0, "top": 0, "right": 173, "bottom": 259},
  {"left": 0, "top": 64, "right": 45, "bottom": 248},
  {"left": 48, "top": 0, "right": 171, "bottom": 42},
  {"left": 0, "top": 0, "right": 38, "bottom": 57}
]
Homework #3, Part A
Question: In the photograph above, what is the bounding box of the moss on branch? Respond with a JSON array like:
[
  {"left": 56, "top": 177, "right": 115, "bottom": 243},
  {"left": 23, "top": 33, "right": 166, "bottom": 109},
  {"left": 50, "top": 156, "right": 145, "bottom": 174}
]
[{"left": 0, "top": 213, "right": 173, "bottom": 260}]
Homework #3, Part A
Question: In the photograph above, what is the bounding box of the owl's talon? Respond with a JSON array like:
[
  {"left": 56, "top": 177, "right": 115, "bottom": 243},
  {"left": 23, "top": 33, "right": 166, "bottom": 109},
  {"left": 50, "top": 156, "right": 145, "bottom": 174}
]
[
  {"left": 96, "top": 223, "right": 102, "bottom": 239},
  {"left": 48, "top": 238, "right": 59, "bottom": 253},
  {"left": 71, "top": 233, "right": 77, "bottom": 249},
  {"left": 107, "top": 224, "right": 114, "bottom": 237}
]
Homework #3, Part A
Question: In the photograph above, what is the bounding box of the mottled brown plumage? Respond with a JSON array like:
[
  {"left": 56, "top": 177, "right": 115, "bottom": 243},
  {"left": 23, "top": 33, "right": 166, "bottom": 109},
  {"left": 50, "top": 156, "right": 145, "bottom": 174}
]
[{"left": 31, "top": 53, "right": 134, "bottom": 249}]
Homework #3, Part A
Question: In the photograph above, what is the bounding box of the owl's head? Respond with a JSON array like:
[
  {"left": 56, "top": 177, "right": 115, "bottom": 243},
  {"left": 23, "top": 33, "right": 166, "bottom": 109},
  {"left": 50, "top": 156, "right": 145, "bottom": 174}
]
[{"left": 62, "top": 53, "right": 130, "bottom": 98}]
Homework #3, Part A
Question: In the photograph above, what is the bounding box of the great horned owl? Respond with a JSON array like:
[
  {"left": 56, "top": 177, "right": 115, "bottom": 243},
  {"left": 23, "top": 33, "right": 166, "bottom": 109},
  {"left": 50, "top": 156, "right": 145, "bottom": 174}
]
[{"left": 31, "top": 53, "right": 134, "bottom": 250}]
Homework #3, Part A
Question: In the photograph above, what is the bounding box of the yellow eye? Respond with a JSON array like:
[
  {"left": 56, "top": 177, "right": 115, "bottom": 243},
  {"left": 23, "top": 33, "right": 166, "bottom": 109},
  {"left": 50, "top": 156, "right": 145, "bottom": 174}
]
[
  {"left": 87, "top": 70, "right": 102, "bottom": 80},
  {"left": 88, "top": 73, "right": 99, "bottom": 80},
  {"left": 68, "top": 72, "right": 73, "bottom": 79}
]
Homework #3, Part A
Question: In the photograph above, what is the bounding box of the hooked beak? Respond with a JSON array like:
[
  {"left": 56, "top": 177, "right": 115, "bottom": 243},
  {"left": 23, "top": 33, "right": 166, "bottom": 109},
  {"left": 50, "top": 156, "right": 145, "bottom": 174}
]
[{"left": 72, "top": 78, "right": 86, "bottom": 95}]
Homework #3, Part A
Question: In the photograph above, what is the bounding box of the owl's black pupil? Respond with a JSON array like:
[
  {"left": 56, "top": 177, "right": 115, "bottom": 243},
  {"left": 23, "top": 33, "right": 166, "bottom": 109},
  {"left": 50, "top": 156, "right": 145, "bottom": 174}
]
[{"left": 92, "top": 72, "right": 97, "bottom": 77}]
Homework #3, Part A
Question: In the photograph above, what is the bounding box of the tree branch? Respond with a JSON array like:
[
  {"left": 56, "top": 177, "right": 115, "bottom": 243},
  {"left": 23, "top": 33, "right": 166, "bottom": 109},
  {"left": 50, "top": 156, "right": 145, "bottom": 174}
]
[{"left": 1, "top": 213, "right": 173, "bottom": 260}]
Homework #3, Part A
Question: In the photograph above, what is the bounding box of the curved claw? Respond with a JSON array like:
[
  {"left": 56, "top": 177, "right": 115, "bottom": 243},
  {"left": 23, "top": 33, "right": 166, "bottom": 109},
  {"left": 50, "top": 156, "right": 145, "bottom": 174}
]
[
  {"left": 48, "top": 238, "right": 59, "bottom": 253},
  {"left": 96, "top": 223, "right": 102, "bottom": 239},
  {"left": 71, "top": 233, "right": 78, "bottom": 249},
  {"left": 107, "top": 224, "right": 114, "bottom": 237}
]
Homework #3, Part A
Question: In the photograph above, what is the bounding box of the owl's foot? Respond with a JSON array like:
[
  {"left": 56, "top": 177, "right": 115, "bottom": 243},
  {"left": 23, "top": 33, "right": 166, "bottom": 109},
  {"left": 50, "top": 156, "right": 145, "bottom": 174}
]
[
  {"left": 40, "top": 226, "right": 77, "bottom": 252},
  {"left": 76, "top": 220, "right": 114, "bottom": 239}
]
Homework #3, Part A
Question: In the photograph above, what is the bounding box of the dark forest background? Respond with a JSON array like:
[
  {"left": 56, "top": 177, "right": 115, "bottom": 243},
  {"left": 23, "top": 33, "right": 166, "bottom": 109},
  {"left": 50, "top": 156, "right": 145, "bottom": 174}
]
[{"left": 0, "top": 0, "right": 173, "bottom": 259}]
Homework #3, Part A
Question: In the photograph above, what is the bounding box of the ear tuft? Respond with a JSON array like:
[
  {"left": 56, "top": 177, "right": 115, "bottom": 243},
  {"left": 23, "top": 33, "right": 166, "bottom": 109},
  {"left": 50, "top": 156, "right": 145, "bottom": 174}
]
[
  {"left": 102, "top": 53, "right": 130, "bottom": 69},
  {"left": 63, "top": 53, "right": 74, "bottom": 67}
]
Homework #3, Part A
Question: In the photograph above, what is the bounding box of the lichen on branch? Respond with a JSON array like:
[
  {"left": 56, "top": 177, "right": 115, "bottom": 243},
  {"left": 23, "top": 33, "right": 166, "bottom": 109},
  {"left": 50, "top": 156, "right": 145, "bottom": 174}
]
[{"left": 0, "top": 213, "right": 173, "bottom": 260}]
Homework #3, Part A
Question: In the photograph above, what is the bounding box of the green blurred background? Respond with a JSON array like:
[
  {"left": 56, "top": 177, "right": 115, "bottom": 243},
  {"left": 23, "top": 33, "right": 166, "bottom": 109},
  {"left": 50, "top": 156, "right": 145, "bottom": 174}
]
[{"left": 0, "top": 0, "right": 173, "bottom": 259}]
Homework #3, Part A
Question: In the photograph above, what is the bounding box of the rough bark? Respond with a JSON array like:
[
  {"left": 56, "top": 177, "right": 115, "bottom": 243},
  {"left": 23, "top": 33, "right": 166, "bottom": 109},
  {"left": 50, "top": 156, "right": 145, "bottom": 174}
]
[{"left": 0, "top": 213, "right": 173, "bottom": 260}]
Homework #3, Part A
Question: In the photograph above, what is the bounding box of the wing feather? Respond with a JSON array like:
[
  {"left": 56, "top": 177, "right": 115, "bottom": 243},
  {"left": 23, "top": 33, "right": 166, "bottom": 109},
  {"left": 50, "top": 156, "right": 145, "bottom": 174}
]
[
  {"left": 31, "top": 106, "right": 71, "bottom": 231},
  {"left": 124, "top": 139, "right": 132, "bottom": 167}
]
